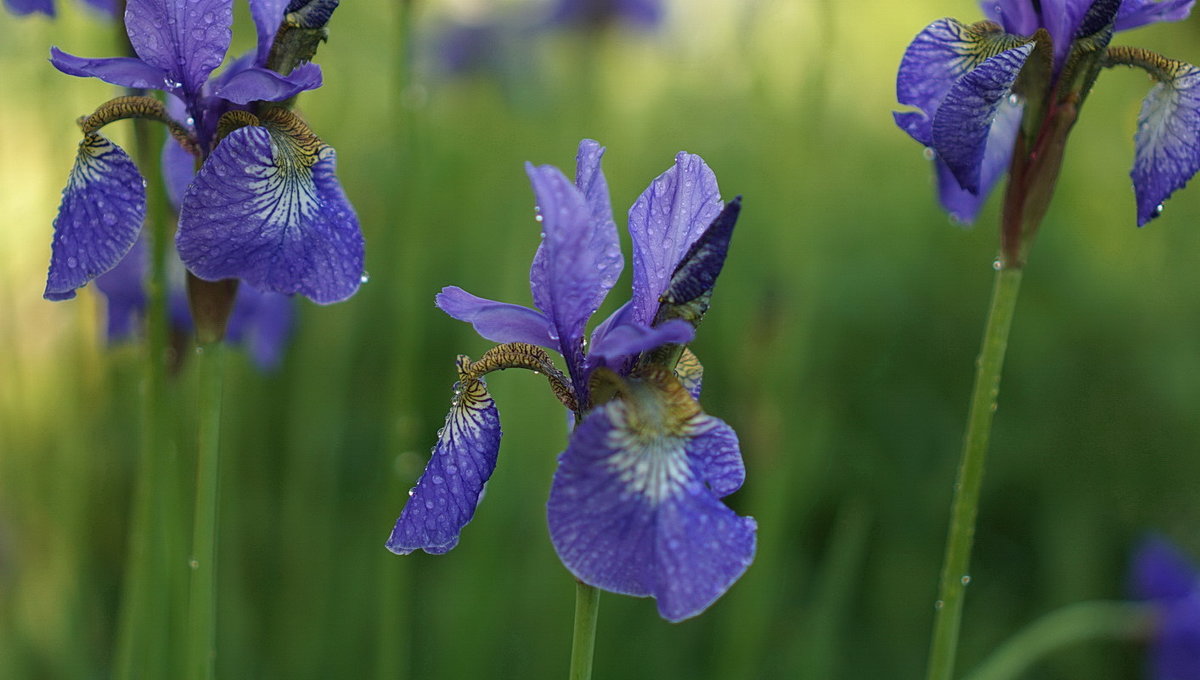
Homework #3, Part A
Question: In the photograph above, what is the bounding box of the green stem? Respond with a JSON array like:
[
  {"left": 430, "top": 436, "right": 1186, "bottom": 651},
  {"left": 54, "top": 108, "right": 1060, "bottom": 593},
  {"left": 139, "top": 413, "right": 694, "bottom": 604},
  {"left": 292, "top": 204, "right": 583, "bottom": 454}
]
[
  {"left": 569, "top": 581, "right": 601, "bottom": 680},
  {"left": 925, "top": 266, "right": 1024, "bottom": 680},
  {"left": 961, "top": 601, "right": 1153, "bottom": 680},
  {"left": 187, "top": 342, "right": 225, "bottom": 680}
]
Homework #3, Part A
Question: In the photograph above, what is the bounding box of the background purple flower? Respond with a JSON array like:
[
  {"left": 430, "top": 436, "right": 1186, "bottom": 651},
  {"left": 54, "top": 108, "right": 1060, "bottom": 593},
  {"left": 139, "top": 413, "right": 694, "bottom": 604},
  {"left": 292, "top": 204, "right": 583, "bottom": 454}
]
[{"left": 1132, "top": 537, "right": 1200, "bottom": 680}]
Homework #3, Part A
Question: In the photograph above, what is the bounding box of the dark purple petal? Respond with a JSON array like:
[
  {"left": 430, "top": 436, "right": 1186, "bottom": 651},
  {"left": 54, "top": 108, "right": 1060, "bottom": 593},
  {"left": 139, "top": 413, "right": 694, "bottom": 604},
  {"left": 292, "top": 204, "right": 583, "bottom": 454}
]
[
  {"left": 546, "top": 372, "right": 755, "bottom": 622},
  {"left": 162, "top": 135, "right": 196, "bottom": 211},
  {"left": 124, "top": 0, "right": 232, "bottom": 96},
  {"left": 176, "top": 121, "right": 364, "bottom": 304},
  {"left": 587, "top": 319, "right": 694, "bottom": 361},
  {"left": 1116, "top": 0, "right": 1194, "bottom": 30},
  {"left": 1153, "top": 593, "right": 1200, "bottom": 680},
  {"left": 225, "top": 284, "right": 294, "bottom": 370},
  {"left": 627, "top": 152, "right": 722, "bottom": 326},
  {"left": 212, "top": 62, "right": 323, "bottom": 104},
  {"left": 1133, "top": 536, "right": 1199, "bottom": 602},
  {"left": 251, "top": 0, "right": 289, "bottom": 63},
  {"left": 982, "top": 0, "right": 1040, "bottom": 35},
  {"left": 435, "top": 286, "right": 555, "bottom": 349},
  {"left": 932, "top": 42, "right": 1033, "bottom": 194},
  {"left": 934, "top": 96, "right": 1022, "bottom": 223},
  {"left": 387, "top": 376, "right": 502, "bottom": 555},
  {"left": 655, "top": 197, "right": 740, "bottom": 322},
  {"left": 94, "top": 238, "right": 147, "bottom": 341},
  {"left": 45, "top": 134, "right": 146, "bottom": 301},
  {"left": 1131, "top": 61, "right": 1200, "bottom": 226},
  {"left": 49, "top": 47, "right": 174, "bottom": 92},
  {"left": 5, "top": 0, "right": 55, "bottom": 16},
  {"left": 285, "top": 0, "right": 339, "bottom": 29}
]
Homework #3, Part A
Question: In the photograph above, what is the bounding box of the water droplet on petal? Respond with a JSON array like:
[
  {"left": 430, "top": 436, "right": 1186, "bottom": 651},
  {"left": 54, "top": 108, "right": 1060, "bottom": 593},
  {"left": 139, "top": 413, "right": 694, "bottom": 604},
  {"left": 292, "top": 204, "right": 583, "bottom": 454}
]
[
  {"left": 1007, "top": 93, "right": 1020, "bottom": 105},
  {"left": 922, "top": 147, "right": 936, "bottom": 161},
  {"left": 1154, "top": 203, "right": 1165, "bottom": 216},
  {"left": 66, "top": 256, "right": 78, "bottom": 269},
  {"left": 360, "top": 271, "right": 370, "bottom": 284}
]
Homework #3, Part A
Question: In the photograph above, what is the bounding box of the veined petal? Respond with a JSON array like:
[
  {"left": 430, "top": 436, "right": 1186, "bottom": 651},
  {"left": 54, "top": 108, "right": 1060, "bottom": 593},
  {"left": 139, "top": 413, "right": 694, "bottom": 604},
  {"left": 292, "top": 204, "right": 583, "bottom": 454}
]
[
  {"left": 547, "top": 370, "right": 755, "bottom": 622},
  {"left": 934, "top": 96, "right": 1022, "bottom": 223},
  {"left": 225, "top": 284, "right": 294, "bottom": 370},
  {"left": 674, "top": 347, "right": 703, "bottom": 401},
  {"left": 1115, "top": 0, "right": 1194, "bottom": 31},
  {"left": 627, "top": 152, "right": 722, "bottom": 326},
  {"left": 252, "top": 0, "right": 290, "bottom": 63},
  {"left": 124, "top": 0, "right": 232, "bottom": 96},
  {"left": 176, "top": 111, "right": 364, "bottom": 304},
  {"left": 1131, "top": 60, "right": 1200, "bottom": 226},
  {"left": 45, "top": 134, "right": 146, "bottom": 301},
  {"left": 94, "top": 238, "right": 147, "bottom": 341},
  {"left": 387, "top": 376, "right": 502, "bottom": 555},
  {"left": 49, "top": 48, "right": 174, "bottom": 93},
  {"left": 435, "top": 286, "right": 555, "bottom": 349},
  {"left": 933, "top": 42, "right": 1033, "bottom": 194},
  {"left": 213, "top": 62, "right": 323, "bottom": 105}
]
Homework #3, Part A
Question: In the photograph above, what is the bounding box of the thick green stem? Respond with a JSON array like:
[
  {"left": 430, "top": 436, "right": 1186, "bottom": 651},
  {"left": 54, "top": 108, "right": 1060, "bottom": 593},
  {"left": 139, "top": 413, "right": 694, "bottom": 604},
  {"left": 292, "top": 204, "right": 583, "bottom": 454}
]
[
  {"left": 924, "top": 266, "right": 1024, "bottom": 680},
  {"left": 569, "top": 581, "right": 601, "bottom": 680},
  {"left": 187, "top": 343, "right": 225, "bottom": 680},
  {"left": 961, "top": 601, "right": 1153, "bottom": 680}
]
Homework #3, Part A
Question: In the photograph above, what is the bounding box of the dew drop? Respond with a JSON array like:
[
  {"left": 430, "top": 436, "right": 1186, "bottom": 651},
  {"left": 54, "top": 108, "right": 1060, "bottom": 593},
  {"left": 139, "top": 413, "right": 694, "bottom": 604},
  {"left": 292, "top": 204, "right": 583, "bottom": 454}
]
[
  {"left": 934, "top": 600, "right": 945, "bottom": 610},
  {"left": 407, "top": 487, "right": 416, "bottom": 497},
  {"left": 66, "top": 256, "right": 78, "bottom": 269},
  {"left": 360, "top": 271, "right": 370, "bottom": 284},
  {"left": 992, "top": 258, "right": 1002, "bottom": 271},
  {"left": 961, "top": 575, "right": 972, "bottom": 586},
  {"left": 1154, "top": 203, "right": 1164, "bottom": 216},
  {"left": 922, "top": 147, "right": 936, "bottom": 161},
  {"left": 1007, "top": 93, "right": 1020, "bottom": 106},
  {"left": 189, "top": 559, "right": 199, "bottom": 569}
]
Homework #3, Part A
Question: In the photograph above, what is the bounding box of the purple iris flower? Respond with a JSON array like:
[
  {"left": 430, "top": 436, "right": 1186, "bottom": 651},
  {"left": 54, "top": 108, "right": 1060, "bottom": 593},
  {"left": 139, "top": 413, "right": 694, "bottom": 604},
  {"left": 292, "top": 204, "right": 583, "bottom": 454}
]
[
  {"left": 3, "top": 0, "right": 115, "bottom": 18},
  {"left": 386, "top": 140, "right": 755, "bottom": 622},
  {"left": 544, "top": 0, "right": 664, "bottom": 30},
  {"left": 895, "top": 0, "right": 1199, "bottom": 230},
  {"left": 43, "top": 0, "right": 363, "bottom": 306},
  {"left": 1131, "top": 537, "right": 1200, "bottom": 679}
]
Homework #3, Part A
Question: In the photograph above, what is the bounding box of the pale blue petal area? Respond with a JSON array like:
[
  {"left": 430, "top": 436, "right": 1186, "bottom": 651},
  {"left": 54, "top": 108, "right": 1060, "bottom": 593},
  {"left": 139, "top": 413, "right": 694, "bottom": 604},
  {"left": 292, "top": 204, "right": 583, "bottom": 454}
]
[
  {"left": 5, "top": 0, "right": 55, "bottom": 17},
  {"left": 212, "top": 62, "right": 323, "bottom": 104},
  {"left": 546, "top": 394, "right": 756, "bottom": 622},
  {"left": 175, "top": 124, "right": 364, "bottom": 304},
  {"left": 935, "top": 97, "right": 1022, "bottom": 223},
  {"left": 387, "top": 377, "right": 502, "bottom": 555},
  {"left": 587, "top": 319, "right": 694, "bottom": 361},
  {"left": 981, "top": 0, "right": 1040, "bottom": 35},
  {"left": 1131, "top": 62, "right": 1200, "bottom": 225},
  {"left": 251, "top": 0, "right": 289, "bottom": 63},
  {"left": 161, "top": 136, "right": 196, "bottom": 211},
  {"left": 124, "top": 0, "right": 233, "bottom": 96},
  {"left": 225, "top": 285, "right": 294, "bottom": 370},
  {"left": 627, "top": 152, "right": 722, "bottom": 326},
  {"left": 932, "top": 43, "right": 1033, "bottom": 194},
  {"left": 49, "top": 47, "right": 174, "bottom": 92},
  {"left": 45, "top": 134, "right": 146, "bottom": 301},
  {"left": 94, "top": 238, "right": 147, "bottom": 342},
  {"left": 435, "top": 286, "right": 555, "bottom": 349},
  {"left": 1115, "top": 0, "right": 1194, "bottom": 30}
]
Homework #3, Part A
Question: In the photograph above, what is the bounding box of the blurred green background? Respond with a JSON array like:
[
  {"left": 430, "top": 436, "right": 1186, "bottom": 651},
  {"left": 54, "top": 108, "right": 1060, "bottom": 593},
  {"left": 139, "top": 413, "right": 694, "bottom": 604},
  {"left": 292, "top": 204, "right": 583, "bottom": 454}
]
[{"left": 2, "top": 1, "right": 1200, "bottom": 678}]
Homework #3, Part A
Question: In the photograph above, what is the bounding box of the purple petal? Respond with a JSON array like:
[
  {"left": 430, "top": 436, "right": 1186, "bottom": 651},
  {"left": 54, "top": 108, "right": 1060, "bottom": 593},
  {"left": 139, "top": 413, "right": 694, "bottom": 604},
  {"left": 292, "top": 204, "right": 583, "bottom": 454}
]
[
  {"left": 435, "top": 286, "right": 554, "bottom": 349},
  {"left": 81, "top": 0, "right": 119, "bottom": 17},
  {"left": 285, "top": 0, "right": 340, "bottom": 29},
  {"left": 162, "top": 135, "right": 197, "bottom": 211},
  {"left": 176, "top": 121, "right": 364, "bottom": 304},
  {"left": 1131, "top": 61, "right": 1200, "bottom": 226},
  {"left": 5, "top": 0, "right": 55, "bottom": 16},
  {"left": 932, "top": 42, "right": 1033, "bottom": 194},
  {"left": 212, "top": 62, "right": 323, "bottom": 105},
  {"left": 934, "top": 97, "right": 1022, "bottom": 223},
  {"left": 251, "top": 0, "right": 290, "bottom": 63},
  {"left": 45, "top": 134, "right": 146, "bottom": 301},
  {"left": 588, "top": 319, "right": 694, "bottom": 361},
  {"left": 656, "top": 196, "right": 740, "bottom": 318},
  {"left": 546, "top": 373, "right": 755, "bottom": 622},
  {"left": 627, "top": 152, "right": 722, "bottom": 326},
  {"left": 49, "top": 47, "right": 174, "bottom": 92},
  {"left": 225, "top": 284, "right": 294, "bottom": 370},
  {"left": 1153, "top": 593, "right": 1200, "bottom": 680},
  {"left": 387, "top": 377, "right": 502, "bottom": 555},
  {"left": 94, "top": 238, "right": 148, "bottom": 341},
  {"left": 982, "top": 0, "right": 1040, "bottom": 35},
  {"left": 1116, "top": 0, "right": 1194, "bottom": 30},
  {"left": 124, "top": 0, "right": 232, "bottom": 96},
  {"left": 1133, "top": 536, "right": 1199, "bottom": 602}
]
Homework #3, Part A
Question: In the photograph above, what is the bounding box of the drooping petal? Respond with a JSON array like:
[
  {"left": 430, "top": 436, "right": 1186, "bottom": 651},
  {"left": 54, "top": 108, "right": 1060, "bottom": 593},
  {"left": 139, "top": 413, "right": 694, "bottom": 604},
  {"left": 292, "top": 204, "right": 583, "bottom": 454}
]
[
  {"left": 934, "top": 96, "right": 1022, "bottom": 223},
  {"left": 176, "top": 112, "right": 364, "bottom": 304},
  {"left": 94, "top": 238, "right": 147, "bottom": 342},
  {"left": 435, "top": 286, "right": 555, "bottom": 349},
  {"left": 1130, "top": 60, "right": 1200, "bottom": 226},
  {"left": 387, "top": 375, "right": 502, "bottom": 555},
  {"left": 123, "top": 0, "right": 233, "bottom": 96},
  {"left": 225, "top": 284, "right": 294, "bottom": 370},
  {"left": 212, "top": 62, "right": 323, "bottom": 105},
  {"left": 932, "top": 42, "right": 1034, "bottom": 194},
  {"left": 1115, "top": 0, "right": 1194, "bottom": 30},
  {"left": 5, "top": 0, "right": 55, "bottom": 16},
  {"left": 547, "top": 370, "right": 755, "bottom": 622},
  {"left": 627, "top": 152, "right": 722, "bottom": 326},
  {"left": 1133, "top": 536, "right": 1199, "bottom": 602},
  {"left": 49, "top": 47, "right": 174, "bottom": 92},
  {"left": 587, "top": 319, "right": 695, "bottom": 362},
  {"left": 45, "top": 134, "right": 146, "bottom": 301},
  {"left": 251, "top": 0, "right": 290, "bottom": 63}
]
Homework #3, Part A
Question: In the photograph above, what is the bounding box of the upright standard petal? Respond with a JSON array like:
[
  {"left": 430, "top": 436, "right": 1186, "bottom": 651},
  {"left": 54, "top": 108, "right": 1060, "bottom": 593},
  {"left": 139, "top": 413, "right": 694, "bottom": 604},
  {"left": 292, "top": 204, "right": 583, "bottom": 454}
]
[
  {"left": 436, "top": 286, "right": 555, "bottom": 349},
  {"left": 547, "top": 369, "right": 755, "bottom": 622},
  {"left": 251, "top": 0, "right": 290, "bottom": 63},
  {"left": 387, "top": 372, "right": 502, "bottom": 555},
  {"left": 49, "top": 47, "right": 174, "bottom": 92},
  {"left": 176, "top": 110, "right": 364, "bottom": 303},
  {"left": 627, "top": 152, "right": 722, "bottom": 326},
  {"left": 934, "top": 97, "right": 1022, "bottom": 223},
  {"left": 45, "top": 134, "right": 146, "bottom": 301},
  {"left": 1115, "top": 0, "right": 1194, "bottom": 31},
  {"left": 123, "top": 0, "right": 233, "bottom": 96},
  {"left": 932, "top": 42, "right": 1034, "bottom": 193},
  {"left": 1130, "top": 60, "right": 1200, "bottom": 226},
  {"left": 981, "top": 0, "right": 1040, "bottom": 35}
]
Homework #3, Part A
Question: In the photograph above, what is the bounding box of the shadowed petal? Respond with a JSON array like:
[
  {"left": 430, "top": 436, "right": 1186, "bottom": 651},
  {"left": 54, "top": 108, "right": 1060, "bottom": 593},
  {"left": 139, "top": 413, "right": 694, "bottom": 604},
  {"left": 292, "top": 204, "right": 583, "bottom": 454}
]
[
  {"left": 45, "top": 134, "right": 146, "bottom": 301},
  {"left": 49, "top": 47, "right": 174, "bottom": 92},
  {"left": 94, "top": 238, "right": 147, "bottom": 341},
  {"left": 436, "top": 286, "right": 554, "bottom": 349},
  {"left": 981, "top": 0, "right": 1040, "bottom": 35},
  {"left": 161, "top": 135, "right": 196, "bottom": 211},
  {"left": 387, "top": 376, "right": 502, "bottom": 555},
  {"left": 252, "top": 0, "right": 289, "bottom": 63},
  {"left": 547, "top": 370, "right": 755, "bottom": 621},
  {"left": 588, "top": 319, "right": 694, "bottom": 361},
  {"left": 627, "top": 152, "right": 722, "bottom": 326},
  {"left": 654, "top": 197, "right": 740, "bottom": 325},
  {"left": 213, "top": 62, "right": 323, "bottom": 104},
  {"left": 934, "top": 96, "right": 1022, "bottom": 223},
  {"left": 1133, "top": 536, "right": 1199, "bottom": 602},
  {"left": 124, "top": 0, "right": 232, "bottom": 96},
  {"left": 225, "top": 285, "right": 294, "bottom": 370},
  {"left": 1115, "top": 0, "right": 1194, "bottom": 30},
  {"left": 933, "top": 42, "right": 1033, "bottom": 193},
  {"left": 1131, "top": 60, "right": 1200, "bottom": 226},
  {"left": 176, "top": 114, "right": 363, "bottom": 304}
]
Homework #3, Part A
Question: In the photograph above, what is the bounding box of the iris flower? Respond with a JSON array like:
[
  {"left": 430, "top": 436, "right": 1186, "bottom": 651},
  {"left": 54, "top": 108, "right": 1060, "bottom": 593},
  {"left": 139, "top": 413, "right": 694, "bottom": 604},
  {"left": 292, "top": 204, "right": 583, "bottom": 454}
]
[
  {"left": 386, "top": 140, "right": 756, "bottom": 622},
  {"left": 895, "top": 0, "right": 1198, "bottom": 256},
  {"left": 3, "top": 0, "right": 114, "bottom": 17},
  {"left": 43, "top": 0, "right": 363, "bottom": 305},
  {"left": 1132, "top": 537, "right": 1200, "bottom": 679}
]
